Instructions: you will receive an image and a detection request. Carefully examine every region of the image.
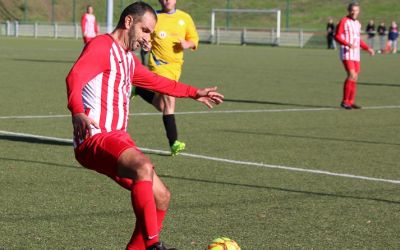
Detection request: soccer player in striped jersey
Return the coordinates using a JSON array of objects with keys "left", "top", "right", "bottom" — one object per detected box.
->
[
  {"left": 81, "top": 5, "right": 99, "bottom": 44},
  {"left": 335, "top": 2, "right": 374, "bottom": 110},
  {"left": 133, "top": 0, "right": 199, "bottom": 156},
  {"left": 66, "top": 2, "right": 223, "bottom": 250}
]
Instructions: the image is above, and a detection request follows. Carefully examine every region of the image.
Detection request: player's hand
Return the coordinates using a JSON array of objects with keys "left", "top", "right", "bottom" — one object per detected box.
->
[
  {"left": 348, "top": 43, "right": 354, "bottom": 48},
  {"left": 368, "top": 48, "right": 375, "bottom": 56},
  {"left": 179, "top": 38, "right": 196, "bottom": 50},
  {"left": 194, "top": 87, "right": 224, "bottom": 109},
  {"left": 141, "top": 38, "right": 152, "bottom": 52},
  {"left": 72, "top": 113, "right": 99, "bottom": 141}
]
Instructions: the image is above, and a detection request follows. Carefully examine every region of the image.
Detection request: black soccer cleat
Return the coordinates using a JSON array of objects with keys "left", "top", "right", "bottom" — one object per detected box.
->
[
  {"left": 340, "top": 102, "right": 352, "bottom": 110},
  {"left": 147, "top": 242, "right": 177, "bottom": 250},
  {"left": 351, "top": 104, "right": 362, "bottom": 109}
]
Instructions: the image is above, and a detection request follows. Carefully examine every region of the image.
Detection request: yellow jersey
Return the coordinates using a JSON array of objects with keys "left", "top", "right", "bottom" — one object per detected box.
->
[{"left": 149, "top": 9, "right": 199, "bottom": 69}]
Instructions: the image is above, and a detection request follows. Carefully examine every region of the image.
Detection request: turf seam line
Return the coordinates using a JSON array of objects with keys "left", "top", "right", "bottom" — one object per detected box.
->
[
  {"left": 0, "top": 105, "right": 400, "bottom": 119},
  {"left": 1, "top": 130, "right": 399, "bottom": 185}
]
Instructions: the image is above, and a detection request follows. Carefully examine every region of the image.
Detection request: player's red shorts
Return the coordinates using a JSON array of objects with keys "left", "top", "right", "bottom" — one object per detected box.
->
[
  {"left": 342, "top": 60, "right": 360, "bottom": 73},
  {"left": 74, "top": 130, "right": 140, "bottom": 179}
]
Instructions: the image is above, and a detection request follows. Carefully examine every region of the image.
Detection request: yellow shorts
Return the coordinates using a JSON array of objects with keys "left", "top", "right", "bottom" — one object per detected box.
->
[{"left": 149, "top": 63, "right": 182, "bottom": 81}]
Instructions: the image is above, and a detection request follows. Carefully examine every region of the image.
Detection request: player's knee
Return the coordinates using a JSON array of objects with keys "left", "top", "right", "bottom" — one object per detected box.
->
[
  {"left": 156, "top": 187, "right": 171, "bottom": 209},
  {"left": 162, "top": 103, "right": 175, "bottom": 115},
  {"left": 152, "top": 98, "right": 164, "bottom": 112},
  {"left": 162, "top": 187, "right": 171, "bottom": 204},
  {"left": 348, "top": 73, "right": 357, "bottom": 81},
  {"left": 154, "top": 103, "right": 163, "bottom": 112},
  {"left": 118, "top": 159, "right": 154, "bottom": 181},
  {"left": 135, "top": 161, "right": 154, "bottom": 180}
]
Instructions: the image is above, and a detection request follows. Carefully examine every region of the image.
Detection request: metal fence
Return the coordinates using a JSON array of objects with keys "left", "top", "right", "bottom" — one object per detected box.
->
[{"left": 0, "top": 21, "right": 374, "bottom": 49}]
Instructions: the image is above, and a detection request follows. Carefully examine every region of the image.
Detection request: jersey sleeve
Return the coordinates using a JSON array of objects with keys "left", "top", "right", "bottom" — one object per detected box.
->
[
  {"left": 131, "top": 55, "right": 198, "bottom": 98},
  {"left": 360, "top": 39, "right": 370, "bottom": 50},
  {"left": 185, "top": 14, "right": 199, "bottom": 50},
  {"left": 66, "top": 36, "right": 110, "bottom": 115},
  {"left": 335, "top": 18, "right": 349, "bottom": 46}
]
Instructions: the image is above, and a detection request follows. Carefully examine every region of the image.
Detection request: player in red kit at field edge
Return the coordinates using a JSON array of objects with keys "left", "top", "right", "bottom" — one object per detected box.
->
[
  {"left": 66, "top": 2, "right": 223, "bottom": 250},
  {"left": 335, "top": 2, "right": 374, "bottom": 110},
  {"left": 81, "top": 5, "right": 99, "bottom": 44}
]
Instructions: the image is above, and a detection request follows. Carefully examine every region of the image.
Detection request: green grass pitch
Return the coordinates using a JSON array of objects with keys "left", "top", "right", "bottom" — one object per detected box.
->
[{"left": 0, "top": 37, "right": 400, "bottom": 249}]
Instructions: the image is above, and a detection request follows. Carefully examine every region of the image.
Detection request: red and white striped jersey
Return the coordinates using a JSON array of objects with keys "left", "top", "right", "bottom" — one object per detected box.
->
[
  {"left": 81, "top": 13, "right": 99, "bottom": 38},
  {"left": 66, "top": 34, "right": 198, "bottom": 146},
  {"left": 335, "top": 16, "right": 369, "bottom": 61}
]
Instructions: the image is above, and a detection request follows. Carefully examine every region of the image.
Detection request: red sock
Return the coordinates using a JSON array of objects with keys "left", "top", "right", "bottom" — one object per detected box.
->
[
  {"left": 349, "top": 80, "right": 357, "bottom": 105},
  {"left": 131, "top": 181, "right": 159, "bottom": 247},
  {"left": 126, "top": 209, "right": 168, "bottom": 250},
  {"left": 157, "top": 209, "right": 167, "bottom": 232},
  {"left": 126, "top": 219, "right": 145, "bottom": 250},
  {"left": 343, "top": 79, "right": 354, "bottom": 105}
]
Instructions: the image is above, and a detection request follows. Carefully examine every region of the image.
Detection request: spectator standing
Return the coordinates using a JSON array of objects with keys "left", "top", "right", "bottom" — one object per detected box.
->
[
  {"left": 388, "top": 21, "right": 399, "bottom": 53},
  {"left": 377, "top": 22, "right": 387, "bottom": 53},
  {"left": 327, "top": 18, "right": 336, "bottom": 49},
  {"left": 365, "top": 20, "right": 376, "bottom": 49}
]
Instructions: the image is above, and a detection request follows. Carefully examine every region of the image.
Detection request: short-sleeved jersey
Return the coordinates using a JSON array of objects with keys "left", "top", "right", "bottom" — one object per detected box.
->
[
  {"left": 335, "top": 16, "right": 369, "bottom": 61},
  {"left": 81, "top": 13, "right": 99, "bottom": 38},
  {"left": 66, "top": 34, "right": 198, "bottom": 146},
  {"left": 149, "top": 9, "right": 199, "bottom": 68}
]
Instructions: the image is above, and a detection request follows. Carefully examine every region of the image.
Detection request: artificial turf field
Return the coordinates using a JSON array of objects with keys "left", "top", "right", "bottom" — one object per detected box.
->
[{"left": 0, "top": 37, "right": 399, "bottom": 249}]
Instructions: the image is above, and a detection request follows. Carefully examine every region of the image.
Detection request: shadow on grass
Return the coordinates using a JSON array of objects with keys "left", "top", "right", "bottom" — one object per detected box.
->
[
  {"left": 221, "top": 129, "right": 400, "bottom": 147},
  {"left": 0, "top": 134, "right": 169, "bottom": 157},
  {"left": 1, "top": 157, "right": 399, "bottom": 223},
  {"left": 223, "top": 98, "right": 334, "bottom": 108},
  {"left": 358, "top": 82, "right": 400, "bottom": 88},
  {"left": 160, "top": 175, "right": 400, "bottom": 205},
  {"left": 2, "top": 157, "right": 398, "bottom": 206},
  {"left": 0, "top": 134, "right": 71, "bottom": 146},
  {"left": 12, "top": 58, "right": 75, "bottom": 64},
  {"left": 1, "top": 157, "right": 80, "bottom": 169}
]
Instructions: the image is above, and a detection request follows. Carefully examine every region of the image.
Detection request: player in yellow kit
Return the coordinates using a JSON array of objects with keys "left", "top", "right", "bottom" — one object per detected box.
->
[{"left": 134, "top": 0, "right": 199, "bottom": 156}]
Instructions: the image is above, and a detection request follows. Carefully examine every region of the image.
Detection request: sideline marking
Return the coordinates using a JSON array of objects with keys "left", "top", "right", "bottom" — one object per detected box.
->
[
  {"left": 0, "top": 105, "right": 400, "bottom": 119},
  {"left": 1, "top": 130, "right": 399, "bottom": 185}
]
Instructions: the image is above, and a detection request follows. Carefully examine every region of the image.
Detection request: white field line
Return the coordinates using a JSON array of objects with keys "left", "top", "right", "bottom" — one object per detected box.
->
[
  {"left": 0, "top": 105, "right": 400, "bottom": 119},
  {"left": 1, "top": 130, "right": 400, "bottom": 185}
]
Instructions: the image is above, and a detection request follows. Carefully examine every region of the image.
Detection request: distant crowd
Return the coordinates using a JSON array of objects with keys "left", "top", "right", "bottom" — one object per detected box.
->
[{"left": 327, "top": 19, "right": 399, "bottom": 54}]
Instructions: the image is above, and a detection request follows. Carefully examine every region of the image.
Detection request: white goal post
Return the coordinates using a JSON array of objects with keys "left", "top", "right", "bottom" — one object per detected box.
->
[{"left": 210, "top": 8, "right": 281, "bottom": 45}]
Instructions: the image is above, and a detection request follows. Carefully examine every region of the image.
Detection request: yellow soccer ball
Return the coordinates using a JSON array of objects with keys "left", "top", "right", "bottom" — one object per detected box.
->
[{"left": 207, "top": 237, "right": 241, "bottom": 250}]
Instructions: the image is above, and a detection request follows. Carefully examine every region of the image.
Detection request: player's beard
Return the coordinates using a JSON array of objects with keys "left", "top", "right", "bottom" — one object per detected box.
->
[{"left": 127, "top": 26, "right": 139, "bottom": 51}]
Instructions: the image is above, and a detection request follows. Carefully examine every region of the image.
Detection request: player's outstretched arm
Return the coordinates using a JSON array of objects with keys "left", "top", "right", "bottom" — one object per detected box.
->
[
  {"left": 194, "top": 87, "right": 224, "bottom": 109},
  {"left": 360, "top": 39, "right": 375, "bottom": 56}
]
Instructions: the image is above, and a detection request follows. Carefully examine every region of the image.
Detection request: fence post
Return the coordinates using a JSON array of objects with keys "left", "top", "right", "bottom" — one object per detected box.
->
[
  {"left": 54, "top": 22, "right": 58, "bottom": 39},
  {"left": 75, "top": 23, "right": 79, "bottom": 39},
  {"left": 15, "top": 21, "right": 19, "bottom": 37},
  {"left": 216, "top": 27, "right": 220, "bottom": 45},
  {"left": 271, "top": 28, "right": 275, "bottom": 44},
  {"left": 241, "top": 27, "right": 246, "bottom": 45},
  {"left": 299, "top": 29, "right": 304, "bottom": 48},
  {"left": 34, "top": 22, "right": 38, "bottom": 38},
  {"left": 6, "top": 20, "right": 10, "bottom": 36}
]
